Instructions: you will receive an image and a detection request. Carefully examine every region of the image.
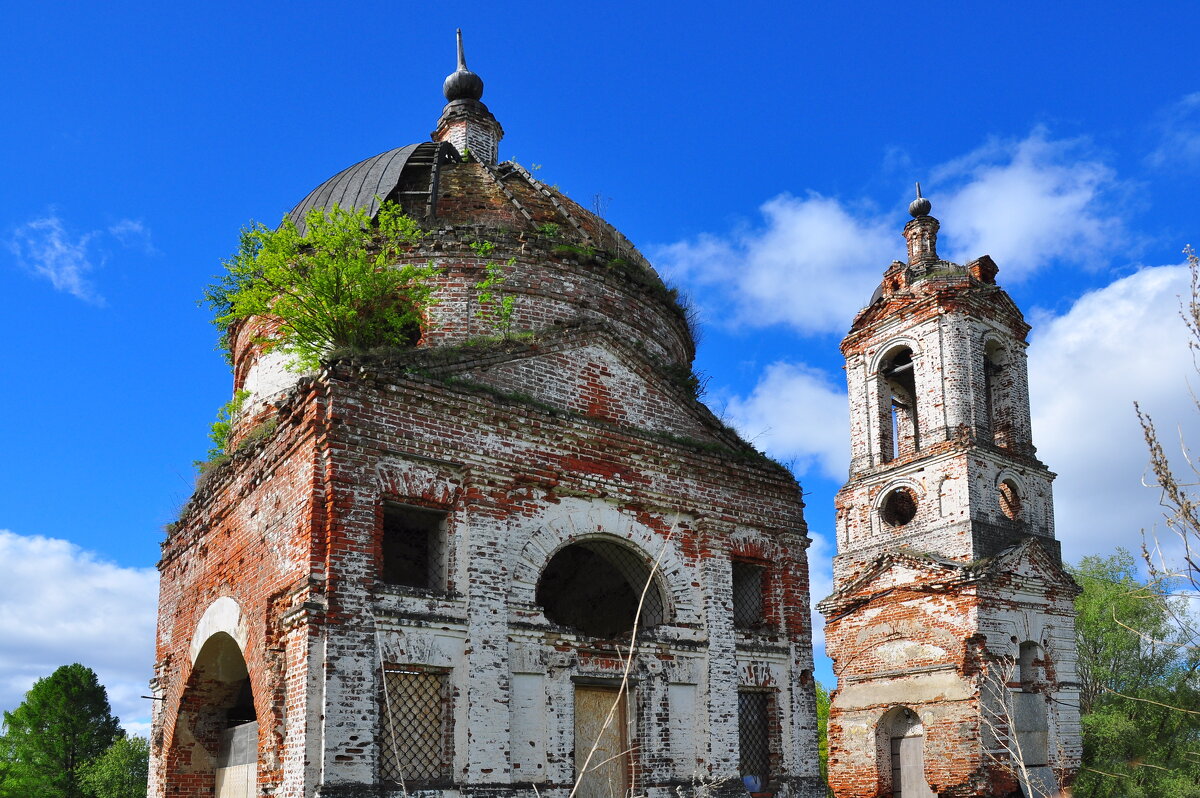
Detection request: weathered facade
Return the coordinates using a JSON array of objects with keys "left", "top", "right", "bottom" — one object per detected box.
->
[
  {"left": 150, "top": 35, "right": 822, "bottom": 798},
  {"left": 818, "top": 191, "right": 1081, "bottom": 797}
]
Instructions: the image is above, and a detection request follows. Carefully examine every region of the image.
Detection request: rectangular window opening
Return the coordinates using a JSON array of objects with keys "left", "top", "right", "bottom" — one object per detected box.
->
[
  {"left": 380, "top": 666, "right": 452, "bottom": 786},
  {"left": 381, "top": 504, "right": 447, "bottom": 590},
  {"left": 732, "top": 561, "right": 766, "bottom": 630},
  {"left": 738, "top": 689, "right": 774, "bottom": 792}
]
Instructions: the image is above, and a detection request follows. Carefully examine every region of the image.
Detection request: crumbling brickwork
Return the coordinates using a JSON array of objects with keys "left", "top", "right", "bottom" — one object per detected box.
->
[
  {"left": 819, "top": 203, "right": 1081, "bottom": 797},
  {"left": 150, "top": 59, "right": 822, "bottom": 798}
]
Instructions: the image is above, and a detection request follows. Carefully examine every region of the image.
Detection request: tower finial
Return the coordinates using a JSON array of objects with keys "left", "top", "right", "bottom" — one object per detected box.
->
[
  {"left": 443, "top": 29, "right": 484, "bottom": 102},
  {"left": 909, "top": 181, "right": 932, "bottom": 218}
]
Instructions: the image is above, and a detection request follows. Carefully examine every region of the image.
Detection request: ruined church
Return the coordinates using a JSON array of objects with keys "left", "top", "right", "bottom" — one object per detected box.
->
[{"left": 150, "top": 33, "right": 1078, "bottom": 798}]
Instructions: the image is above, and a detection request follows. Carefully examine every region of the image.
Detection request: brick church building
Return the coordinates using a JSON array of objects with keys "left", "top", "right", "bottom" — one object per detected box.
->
[
  {"left": 150, "top": 33, "right": 823, "bottom": 798},
  {"left": 150, "top": 33, "right": 1078, "bottom": 798}
]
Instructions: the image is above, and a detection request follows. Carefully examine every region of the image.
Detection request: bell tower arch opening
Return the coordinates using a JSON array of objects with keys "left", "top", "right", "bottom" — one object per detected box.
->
[
  {"left": 879, "top": 346, "right": 919, "bottom": 462},
  {"left": 167, "top": 632, "right": 258, "bottom": 798}
]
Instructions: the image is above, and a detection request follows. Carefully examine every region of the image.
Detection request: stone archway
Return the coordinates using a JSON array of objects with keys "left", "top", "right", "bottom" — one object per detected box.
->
[
  {"left": 877, "top": 706, "right": 933, "bottom": 798},
  {"left": 167, "top": 631, "right": 258, "bottom": 797}
]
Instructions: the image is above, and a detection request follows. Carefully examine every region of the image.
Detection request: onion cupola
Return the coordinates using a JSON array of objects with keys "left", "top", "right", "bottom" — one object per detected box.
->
[{"left": 231, "top": 31, "right": 693, "bottom": 413}]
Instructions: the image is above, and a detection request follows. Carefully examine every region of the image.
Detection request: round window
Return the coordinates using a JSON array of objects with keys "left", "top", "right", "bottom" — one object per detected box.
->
[
  {"left": 880, "top": 487, "right": 918, "bottom": 527},
  {"left": 999, "top": 480, "right": 1021, "bottom": 520}
]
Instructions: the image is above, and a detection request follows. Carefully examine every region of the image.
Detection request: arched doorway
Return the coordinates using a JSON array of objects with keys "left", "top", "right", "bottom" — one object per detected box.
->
[
  {"left": 167, "top": 632, "right": 258, "bottom": 798},
  {"left": 878, "top": 706, "right": 933, "bottom": 798}
]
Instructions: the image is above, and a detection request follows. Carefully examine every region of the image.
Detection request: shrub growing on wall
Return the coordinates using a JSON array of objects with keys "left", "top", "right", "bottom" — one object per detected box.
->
[{"left": 205, "top": 201, "right": 437, "bottom": 370}]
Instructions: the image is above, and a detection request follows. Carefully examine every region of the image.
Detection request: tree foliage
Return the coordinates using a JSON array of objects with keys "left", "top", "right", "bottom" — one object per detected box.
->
[
  {"left": 1071, "top": 551, "right": 1200, "bottom": 797},
  {"left": 0, "top": 663, "right": 123, "bottom": 798},
  {"left": 815, "top": 680, "right": 832, "bottom": 796},
  {"left": 205, "top": 202, "right": 437, "bottom": 370},
  {"left": 78, "top": 737, "right": 148, "bottom": 798}
]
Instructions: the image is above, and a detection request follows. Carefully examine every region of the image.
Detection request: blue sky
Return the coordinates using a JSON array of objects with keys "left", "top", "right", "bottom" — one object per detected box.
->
[{"left": 2, "top": 1, "right": 1199, "bottom": 734}]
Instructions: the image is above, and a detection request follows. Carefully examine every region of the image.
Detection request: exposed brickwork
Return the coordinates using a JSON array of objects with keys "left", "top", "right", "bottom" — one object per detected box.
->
[
  {"left": 820, "top": 210, "right": 1081, "bottom": 797},
  {"left": 151, "top": 117, "right": 822, "bottom": 796}
]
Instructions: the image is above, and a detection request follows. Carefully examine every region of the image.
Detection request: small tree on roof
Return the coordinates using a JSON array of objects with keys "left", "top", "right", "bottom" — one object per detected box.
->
[{"left": 205, "top": 201, "right": 437, "bottom": 371}]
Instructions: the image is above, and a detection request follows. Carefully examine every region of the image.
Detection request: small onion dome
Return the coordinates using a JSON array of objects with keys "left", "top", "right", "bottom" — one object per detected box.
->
[
  {"left": 909, "top": 181, "right": 932, "bottom": 217},
  {"left": 444, "top": 28, "right": 484, "bottom": 102}
]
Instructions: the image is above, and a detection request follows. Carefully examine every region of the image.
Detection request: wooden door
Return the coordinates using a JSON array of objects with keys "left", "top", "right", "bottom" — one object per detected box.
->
[
  {"left": 890, "top": 734, "right": 934, "bottom": 797},
  {"left": 574, "top": 685, "right": 629, "bottom": 798}
]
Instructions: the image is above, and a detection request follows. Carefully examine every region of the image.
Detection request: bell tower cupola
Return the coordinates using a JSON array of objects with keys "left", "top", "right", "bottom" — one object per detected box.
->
[{"left": 432, "top": 29, "right": 504, "bottom": 164}]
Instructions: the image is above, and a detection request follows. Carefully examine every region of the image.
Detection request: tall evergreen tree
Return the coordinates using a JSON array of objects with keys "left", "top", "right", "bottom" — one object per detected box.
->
[{"left": 0, "top": 663, "right": 123, "bottom": 798}]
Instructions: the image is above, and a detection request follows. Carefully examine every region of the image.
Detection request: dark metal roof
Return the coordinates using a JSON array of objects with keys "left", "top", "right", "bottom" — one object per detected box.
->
[{"left": 287, "top": 144, "right": 424, "bottom": 234}]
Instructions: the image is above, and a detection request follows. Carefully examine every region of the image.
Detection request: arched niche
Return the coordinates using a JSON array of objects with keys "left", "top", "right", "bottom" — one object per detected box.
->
[
  {"left": 877, "top": 706, "right": 934, "bottom": 798},
  {"left": 168, "top": 631, "right": 259, "bottom": 798}
]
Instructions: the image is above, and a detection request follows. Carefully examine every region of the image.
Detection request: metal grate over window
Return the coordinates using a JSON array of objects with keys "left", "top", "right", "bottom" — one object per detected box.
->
[
  {"left": 732, "top": 561, "right": 765, "bottom": 629},
  {"left": 738, "top": 690, "right": 771, "bottom": 783},
  {"left": 380, "top": 666, "right": 452, "bottom": 785},
  {"left": 536, "top": 539, "right": 665, "bottom": 638}
]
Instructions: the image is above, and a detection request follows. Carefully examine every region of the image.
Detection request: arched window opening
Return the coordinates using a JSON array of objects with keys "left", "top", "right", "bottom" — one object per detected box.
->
[
  {"left": 536, "top": 539, "right": 665, "bottom": 638},
  {"left": 998, "top": 480, "right": 1022, "bottom": 521},
  {"left": 880, "top": 348, "right": 920, "bottom": 462},
  {"left": 168, "top": 632, "right": 258, "bottom": 798},
  {"left": 984, "top": 342, "right": 1012, "bottom": 448},
  {"left": 877, "top": 706, "right": 934, "bottom": 798}
]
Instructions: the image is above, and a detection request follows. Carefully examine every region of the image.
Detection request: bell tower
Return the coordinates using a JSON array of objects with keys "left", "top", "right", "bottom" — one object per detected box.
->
[{"left": 819, "top": 188, "right": 1081, "bottom": 797}]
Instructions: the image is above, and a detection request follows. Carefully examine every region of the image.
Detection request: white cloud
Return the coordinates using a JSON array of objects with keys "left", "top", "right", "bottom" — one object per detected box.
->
[
  {"left": 806, "top": 531, "right": 835, "bottom": 656},
  {"left": 107, "top": 218, "right": 158, "bottom": 255},
  {"left": 6, "top": 216, "right": 103, "bottom": 303},
  {"left": 934, "top": 129, "right": 1121, "bottom": 278},
  {"left": 722, "top": 361, "right": 850, "bottom": 481},
  {"left": 6, "top": 214, "right": 155, "bottom": 303},
  {"left": 1029, "top": 264, "right": 1199, "bottom": 564},
  {"left": 654, "top": 129, "right": 1122, "bottom": 335},
  {"left": 1147, "top": 92, "right": 1200, "bottom": 170},
  {"left": 0, "top": 530, "right": 158, "bottom": 734},
  {"left": 654, "top": 195, "right": 895, "bottom": 335}
]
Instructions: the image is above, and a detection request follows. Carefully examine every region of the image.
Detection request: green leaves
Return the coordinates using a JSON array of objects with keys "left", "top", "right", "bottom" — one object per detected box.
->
[
  {"left": 472, "top": 239, "right": 517, "bottom": 336},
  {"left": 205, "top": 201, "right": 437, "bottom": 371},
  {"left": 0, "top": 664, "right": 123, "bottom": 798},
  {"left": 78, "top": 737, "right": 148, "bottom": 798},
  {"left": 1072, "top": 552, "right": 1200, "bottom": 796}
]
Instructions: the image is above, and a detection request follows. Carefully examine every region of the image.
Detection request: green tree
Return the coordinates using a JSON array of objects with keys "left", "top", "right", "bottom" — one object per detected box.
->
[
  {"left": 815, "top": 680, "right": 833, "bottom": 796},
  {"left": 78, "top": 737, "right": 148, "bottom": 798},
  {"left": 205, "top": 201, "right": 437, "bottom": 370},
  {"left": 0, "top": 663, "right": 123, "bottom": 798},
  {"left": 1071, "top": 551, "right": 1200, "bottom": 797}
]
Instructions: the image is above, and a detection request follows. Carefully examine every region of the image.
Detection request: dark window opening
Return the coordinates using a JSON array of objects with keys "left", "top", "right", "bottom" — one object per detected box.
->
[
  {"left": 380, "top": 666, "right": 452, "bottom": 786},
  {"left": 738, "top": 690, "right": 773, "bottom": 792},
  {"left": 732, "top": 561, "right": 766, "bottom": 630},
  {"left": 880, "top": 348, "right": 920, "bottom": 462},
  {"left": 226, "top": 678, "right": 256, "bottom": 728},
  {"left": 881, "top": 487, "right": 918, "bottom": 527},
  {"left": 536, "top": 540, "right": 664, "bottom": 638},
  {"left": 381, "top": 504, "right": 446, "bottom": 590}
]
